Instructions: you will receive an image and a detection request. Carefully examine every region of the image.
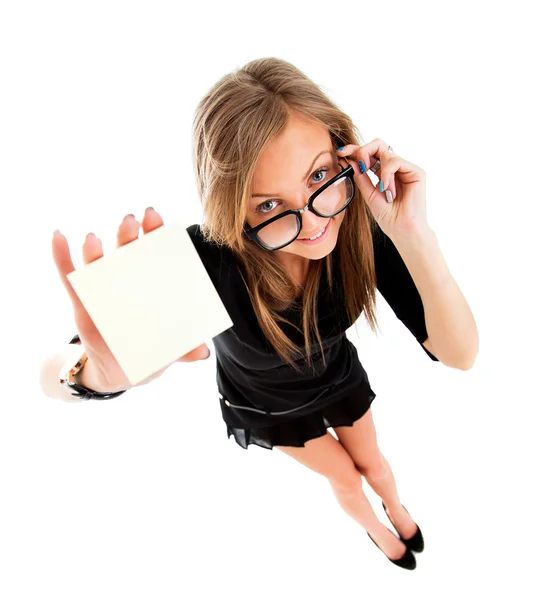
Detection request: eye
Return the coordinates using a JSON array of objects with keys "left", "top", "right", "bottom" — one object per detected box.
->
[
  {"left": 310, "top": 167, "right": 329, "bottom": 185},
  {"left": 255, "top": 199, "right": 280, "bottom": 215},
  {"left": 253, "top": 166, "right": 330, "bottom": 216}
]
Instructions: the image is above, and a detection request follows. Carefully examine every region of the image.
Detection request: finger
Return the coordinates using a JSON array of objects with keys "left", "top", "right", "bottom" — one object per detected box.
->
[
  {"left": 116, "top": 213, "right": 141, "bottom": 248},
  {"left": 337, "top": 141, "right": 396, "bottom": 202},
  {"left": 377, "top": 155, "right": 398, "bottom": 203},
  {"left": 178, "top": 343, "right": 210, "bottom": 362},
  {"left": 378, "top": 156, "right": 421, "bottom": 202},
  {"left": 336, "top": 139, "right": 392, "bottom": 173},
  {"left": 140, "top": 206, "right": 165, "bottom": 234},
  {"left": 82, "top": 231, "right": 105, "bottom": 264},
  {"left": 335, "top": 150, "right": 393, "bottom": 211},
  {"left": 51, "top": 230, "right": 89, "bottom": 312}
]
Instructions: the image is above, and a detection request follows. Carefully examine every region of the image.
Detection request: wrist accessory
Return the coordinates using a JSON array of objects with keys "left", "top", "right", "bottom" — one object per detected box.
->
[{"left": 58, "top": 334, "right": 127, "bottom": 400}]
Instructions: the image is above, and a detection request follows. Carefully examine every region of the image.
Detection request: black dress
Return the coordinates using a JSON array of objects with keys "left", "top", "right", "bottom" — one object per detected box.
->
[{"left": 185, "top": 222, "right": 439, "bottom": 451}]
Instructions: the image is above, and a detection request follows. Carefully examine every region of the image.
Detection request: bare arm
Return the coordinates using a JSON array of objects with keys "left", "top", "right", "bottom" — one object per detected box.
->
[{"left": 38, "top": 342, "right": 170, "bottom": 401}]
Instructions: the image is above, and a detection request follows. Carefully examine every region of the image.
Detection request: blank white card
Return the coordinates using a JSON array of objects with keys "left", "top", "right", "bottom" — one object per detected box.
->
[{"left": 67, "top": 221, "right": 233, "bottom": 386}]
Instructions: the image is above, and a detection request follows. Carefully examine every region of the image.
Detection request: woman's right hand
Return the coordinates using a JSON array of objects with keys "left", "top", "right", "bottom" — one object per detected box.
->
[{"left": 52, "top": 208, "right": 211, "bottom": 392}]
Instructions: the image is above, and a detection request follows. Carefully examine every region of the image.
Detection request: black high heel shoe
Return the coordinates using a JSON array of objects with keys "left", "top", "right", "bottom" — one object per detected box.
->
[
  {"left": 367, "top": 525, "right": 417, "bottom": 570},
  {"left": 382, "top": 501, "right": 425, "bottom": 553}
]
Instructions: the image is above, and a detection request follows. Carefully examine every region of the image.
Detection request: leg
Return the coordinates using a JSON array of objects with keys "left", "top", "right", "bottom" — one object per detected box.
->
[
  {"left": 333, "top": 406, "right": 418, "bottom": 540},
  {"left": 275, "top": 431, "right": 408, "bottom": 560}
]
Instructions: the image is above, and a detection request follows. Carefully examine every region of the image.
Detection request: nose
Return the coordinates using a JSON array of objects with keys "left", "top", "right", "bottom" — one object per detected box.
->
[{"left": 299, "top": 207, "right": 327, "bottom": 238}]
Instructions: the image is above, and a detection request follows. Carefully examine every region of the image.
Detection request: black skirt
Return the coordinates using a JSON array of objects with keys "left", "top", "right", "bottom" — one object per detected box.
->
[{"left": 226, "top": 383, "right": 376, "bottom": 450}]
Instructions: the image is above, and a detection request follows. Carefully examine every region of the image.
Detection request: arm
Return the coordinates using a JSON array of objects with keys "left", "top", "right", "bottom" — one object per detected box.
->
[
  {"left": 39, "top": 341, "right": 169, "bottom": 402},
  {"left": 422, "top": 336, "right": 437, "bottom": 358},
  {"left": 372, "top": 221, "right": 440, "bottom": 362},
  {"left": 388, "top": 226, "right": 479, "bottom": 370},
  {"left": 38, "top": 343, "right": 118, "bottom": 402}
]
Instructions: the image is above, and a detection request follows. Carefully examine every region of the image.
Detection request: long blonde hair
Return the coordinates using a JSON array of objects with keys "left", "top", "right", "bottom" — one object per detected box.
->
[{"left": 191, "top": 57, "right": 381, "bottom": 372}]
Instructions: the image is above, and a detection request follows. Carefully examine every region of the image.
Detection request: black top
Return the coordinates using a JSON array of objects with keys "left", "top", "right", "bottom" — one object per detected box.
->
[{"left": 185, "top": 222, "right": 438, "bottom": 430}]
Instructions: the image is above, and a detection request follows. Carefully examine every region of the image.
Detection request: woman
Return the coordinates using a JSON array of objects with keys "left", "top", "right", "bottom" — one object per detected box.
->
[{"left": 50, "top": 57, "right": 477, "bottom": 570}]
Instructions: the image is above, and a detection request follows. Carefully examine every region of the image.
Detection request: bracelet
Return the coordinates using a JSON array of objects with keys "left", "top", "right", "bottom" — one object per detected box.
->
[{"left": 63, "top": 334, "right": 128, "bottom": 400}]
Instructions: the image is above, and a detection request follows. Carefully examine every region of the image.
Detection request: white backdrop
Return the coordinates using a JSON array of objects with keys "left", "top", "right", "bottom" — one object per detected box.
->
[{"left": 1, "top": 0, "right": 549, "bottom": 598}]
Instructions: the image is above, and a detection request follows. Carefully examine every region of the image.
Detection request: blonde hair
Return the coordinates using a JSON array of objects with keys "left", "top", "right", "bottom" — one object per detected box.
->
[{"left": 191, "top": 57, "right": 381, "bottom": 372}]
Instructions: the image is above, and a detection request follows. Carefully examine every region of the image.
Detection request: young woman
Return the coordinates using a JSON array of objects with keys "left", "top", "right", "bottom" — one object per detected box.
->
[{"left": 49, "top": 57, "right": 477, "bottom": 571}]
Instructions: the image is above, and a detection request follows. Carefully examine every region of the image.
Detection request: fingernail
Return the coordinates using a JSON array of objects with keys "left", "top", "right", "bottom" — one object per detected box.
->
[
  {"left": 53, "top": 229, "right": 60, "bottom": 237},
  {"left": 146, "top": 206, "right": 155, "bottom": 214},
  {"left": 385, "top": 189, "right": 393, "bottom": 203},
  {"left": 359, "top": 160, "right": 366, "bottom": 174},
  {"left": 124, "top": 213, "right": 135, "bottom": 222},
  {"left": 336, "top": 146, "right": 344, "bottom": 151},
  {"left": 379, "top": 180, "right": 384, "bottom": 192}
]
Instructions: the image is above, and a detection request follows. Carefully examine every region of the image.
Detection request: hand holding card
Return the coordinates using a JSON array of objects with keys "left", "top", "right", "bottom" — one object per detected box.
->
[{"left": 52, "top": 209, "right": 233, "bottom": 390}]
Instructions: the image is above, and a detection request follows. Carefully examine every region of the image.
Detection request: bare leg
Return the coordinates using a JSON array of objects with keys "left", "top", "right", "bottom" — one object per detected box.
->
[
  {"left": 275, "top": 433, "right": 408, "bottom": 560},
  {"left": 361, "top": 453, "right": 418, "bottom": 539},
  {"left": 334, "top": 409, "right": 418, "bottom": 540},
  {"left": 328, "top": 478, "right": 383, "bottom": 532}
]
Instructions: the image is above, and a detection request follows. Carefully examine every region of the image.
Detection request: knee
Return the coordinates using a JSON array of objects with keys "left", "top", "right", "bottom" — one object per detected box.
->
[
  {"left": 328, "top": 468, "right": 364, "bottom": 494},
  {"left": 360, "top": 454, "right": 388, "bottom": 480}
]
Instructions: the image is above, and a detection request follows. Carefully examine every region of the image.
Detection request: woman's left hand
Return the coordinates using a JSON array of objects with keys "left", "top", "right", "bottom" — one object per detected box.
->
[{"left": 336, "top": 139, "right": 429, "bottom": 239}]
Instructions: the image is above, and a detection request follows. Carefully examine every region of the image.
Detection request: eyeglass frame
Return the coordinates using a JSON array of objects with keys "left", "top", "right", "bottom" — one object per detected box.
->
[{"left": 244, "top": 157, "right": 356, "bottom": 251}]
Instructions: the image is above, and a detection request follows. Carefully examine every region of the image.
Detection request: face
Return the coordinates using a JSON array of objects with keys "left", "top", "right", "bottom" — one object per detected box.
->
[{"left": 247, "top": 113, "right": 348, "bottom": 270}]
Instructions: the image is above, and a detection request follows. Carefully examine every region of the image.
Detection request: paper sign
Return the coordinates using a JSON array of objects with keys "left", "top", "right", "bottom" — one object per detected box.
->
[{"left": 66, "top": 221, "right": 233, "bottom": 386}]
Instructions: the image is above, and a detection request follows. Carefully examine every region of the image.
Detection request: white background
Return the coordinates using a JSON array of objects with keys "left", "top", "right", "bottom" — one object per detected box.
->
[{"left": 1, "top": 0, "right": 549, "bottom": 598}]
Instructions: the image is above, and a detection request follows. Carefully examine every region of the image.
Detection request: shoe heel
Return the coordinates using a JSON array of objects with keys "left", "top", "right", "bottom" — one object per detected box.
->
[
  {"left": 382, "top": 501, "right": 425, "bottom": 553},
  {"left": 367, "top": 527, "right": 417, "bottom": 570}
]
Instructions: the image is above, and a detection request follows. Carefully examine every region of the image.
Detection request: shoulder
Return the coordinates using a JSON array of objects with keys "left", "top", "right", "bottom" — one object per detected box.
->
[
  {"left": 186, "top": 223, "right": 216, "bottom": 251},
  {"left": 370, "top": 220, "right": 402, "bottom": 272},
  {"left": 186, "top": 223, "right": 239, "bottom": 288},
  {"left": 186, "top": 223, "right": 231, "bottom": 261}
]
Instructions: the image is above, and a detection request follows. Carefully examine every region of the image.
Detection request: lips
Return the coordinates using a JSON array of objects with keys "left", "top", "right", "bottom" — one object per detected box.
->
[{"left": 299, "top": 224, "right": 327, "bottom": 240}]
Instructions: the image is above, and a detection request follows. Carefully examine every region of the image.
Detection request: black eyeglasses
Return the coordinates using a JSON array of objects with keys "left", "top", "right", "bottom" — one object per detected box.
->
[{"left": 244, "top": 158, "right": 356, "bottom": 251}]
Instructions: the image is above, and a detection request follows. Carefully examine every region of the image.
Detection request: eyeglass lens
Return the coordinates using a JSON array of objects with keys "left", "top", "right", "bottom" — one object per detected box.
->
[{"left": 256, "top": 176, "right": 353, "bottom": 249}]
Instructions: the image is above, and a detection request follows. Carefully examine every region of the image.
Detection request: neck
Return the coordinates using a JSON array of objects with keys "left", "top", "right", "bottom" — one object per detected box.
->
[{"left": 277, "top": 254, "right": 311, "bottom": 288}]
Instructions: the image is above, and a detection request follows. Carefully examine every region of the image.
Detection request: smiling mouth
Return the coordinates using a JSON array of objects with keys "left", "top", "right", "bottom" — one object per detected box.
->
[{"left": 299, "top": 223, "right": 328, "bottom": 240}]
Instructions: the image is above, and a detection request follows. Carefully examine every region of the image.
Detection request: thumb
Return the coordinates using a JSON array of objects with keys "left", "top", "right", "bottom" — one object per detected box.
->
[
  {"left": 51, "top": 230, "right": 85, "bottom": 313},
  {"left": 196, "top": 344, "right": 211, "bottom": 360},
  {"left": 178, "top": 343, "right": 211, "bottom": 362}
]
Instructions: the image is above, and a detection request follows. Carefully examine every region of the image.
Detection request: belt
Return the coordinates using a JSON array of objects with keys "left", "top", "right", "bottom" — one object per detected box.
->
[{"left": 221, "top": 352, "right": 354, "bottom": 417}]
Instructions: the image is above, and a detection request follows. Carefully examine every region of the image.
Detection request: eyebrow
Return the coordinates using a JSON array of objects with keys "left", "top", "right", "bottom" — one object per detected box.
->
[{"left": 251, "top": 149, "right": 333, "bottom": 198}]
